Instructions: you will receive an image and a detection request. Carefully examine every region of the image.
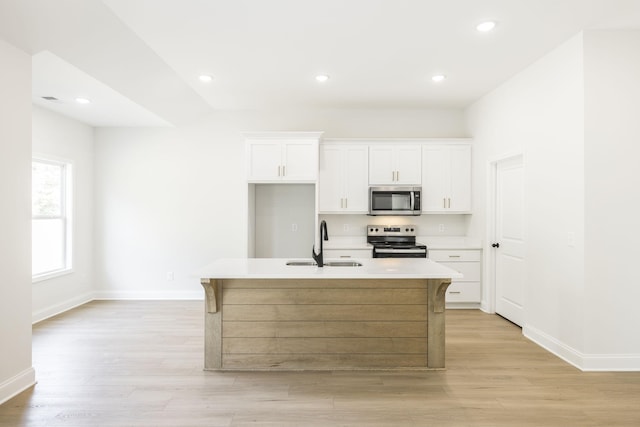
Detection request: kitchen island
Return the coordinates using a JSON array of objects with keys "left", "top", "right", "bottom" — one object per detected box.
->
[{"left": 198, "top": 258, "right": 463, "bottom": 370}]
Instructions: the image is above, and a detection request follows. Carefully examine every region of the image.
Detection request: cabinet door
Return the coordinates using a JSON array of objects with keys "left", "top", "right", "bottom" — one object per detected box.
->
[
  {"left": 282, "top": 142, "right": 317, "bottom": 181},
  {"left": 429, "top": 249, "right": 481, "bottom": 262},
  {"left": 369, "top": 145, "right": 421, "bottom": 185},
  {"left": 449, "top": 145, "right": 471, "bottom": 212},
  {"left": 395, "top": 145, "right": 422, "bottom": 184},
  {"left": 318, "top": 145, "right": 344, "bottom": 212},
  {"left": 445, "top": 282, "right": 481, "bottom": 303},
  {"left": 421, "top": 146, "right": 448, "bottom": 211},
  {"left": 430, "top": 249, "right": 482, "bottom": 305},
  {"left": 343, "top": 145, "right": 369, "bottom": 212},
  {"left": 437, "top": 262, "right": 480, "bottom": 282},
  {"left": 368, "top": 146, "right": 396, "bottom": 185},
  {"left": 247, "top": 142, "right": 282, "bottom": 181}
]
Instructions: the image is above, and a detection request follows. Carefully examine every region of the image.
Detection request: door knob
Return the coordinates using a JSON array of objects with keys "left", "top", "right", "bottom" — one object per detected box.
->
[{"left": 491, "top": 243, "right": 500, "bottom": 248}]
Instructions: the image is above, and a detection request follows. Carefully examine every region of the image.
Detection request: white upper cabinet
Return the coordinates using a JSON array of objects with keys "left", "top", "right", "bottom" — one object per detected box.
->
[
  {"left": 422, "top": 143, "right": 471, "bottom": 213},
  {"left": 281, "top": 141, "right": 317, "bottom": 181},
  {"left": 247, "top": 142, "right": 282, "bottom": 181},
  {"left": 369, "top": 145, "right": 421, "bottom": 185},
  {"left": 245, "top": 132, "right": 322, "bottom": 182},
  {"left": 319, "top": 143, "right": 368, "bottom": 213}
]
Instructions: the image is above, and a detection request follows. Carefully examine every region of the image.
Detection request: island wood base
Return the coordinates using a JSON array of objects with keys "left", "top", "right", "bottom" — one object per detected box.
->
[{"left": 200, "top": 278, "right": 451, "bottom": 370}]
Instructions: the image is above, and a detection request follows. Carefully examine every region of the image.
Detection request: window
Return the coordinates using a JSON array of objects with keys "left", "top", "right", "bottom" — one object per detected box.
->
[{"left": 32, "top": 158, "right": 73, "bottom": 280}]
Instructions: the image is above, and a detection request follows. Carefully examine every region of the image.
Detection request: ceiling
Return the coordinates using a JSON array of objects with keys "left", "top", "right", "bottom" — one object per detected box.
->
[{"left": 1, "top": 0, "right": 640, "bottom": 127}]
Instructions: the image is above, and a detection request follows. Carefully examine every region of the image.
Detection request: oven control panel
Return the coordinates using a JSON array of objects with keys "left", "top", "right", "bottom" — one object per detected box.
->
[{"left": 367, "top": 225, "right": 417, "bottom": 237}]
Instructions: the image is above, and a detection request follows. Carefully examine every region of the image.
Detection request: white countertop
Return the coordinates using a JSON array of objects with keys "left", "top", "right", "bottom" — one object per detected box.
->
[
  {"left": 198, "top": 258, "right": 463, "bottom": 280},
  {"left": 420, "top": 236, "right": 483, "bottom": 250}
]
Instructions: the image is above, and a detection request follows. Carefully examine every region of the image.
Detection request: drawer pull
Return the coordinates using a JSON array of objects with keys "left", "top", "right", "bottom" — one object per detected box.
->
[
  {"left": 448, "top": 291, "right": 461, "bottom": 294},
  {"left": 339, "top": 255, "right": 351, "bottom": 258},
  {"left": 448, "top": 255, "right": 461, "bottom": 258}
]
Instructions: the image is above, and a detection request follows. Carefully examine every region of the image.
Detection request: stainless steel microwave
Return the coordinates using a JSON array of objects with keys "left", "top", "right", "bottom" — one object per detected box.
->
[{"left": 368, "top": 186, "right": 422, "bottom": 216}]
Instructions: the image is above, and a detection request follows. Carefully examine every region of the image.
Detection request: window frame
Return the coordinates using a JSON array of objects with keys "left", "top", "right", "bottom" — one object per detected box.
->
[{"left": 32, "top": 155, "right": 74, "bottom": 282}]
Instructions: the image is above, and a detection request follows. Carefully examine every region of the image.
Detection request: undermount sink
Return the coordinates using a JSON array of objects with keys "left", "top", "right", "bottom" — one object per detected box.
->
[
  {"left": 285, "top": 260, "right": 317, "bottom": 266},
  {"left": 285, "top": 260, "right": 362, "bottom": 267},
  {"left": 323, "top": 261, "right": 362, "bottom": 267}
]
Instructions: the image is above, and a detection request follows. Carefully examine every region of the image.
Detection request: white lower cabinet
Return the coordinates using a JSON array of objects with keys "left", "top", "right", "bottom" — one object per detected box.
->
[
  {"left": 429, "top": 249, "right": 481, "bottom": 308},
  {"left": 323, "top": 249, "right": 372, "bottom": 259}
]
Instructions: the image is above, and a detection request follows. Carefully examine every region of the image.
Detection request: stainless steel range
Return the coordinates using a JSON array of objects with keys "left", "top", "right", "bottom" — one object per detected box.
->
[{"left": 367, "top": 225, "right": 428, "bottom": 258}]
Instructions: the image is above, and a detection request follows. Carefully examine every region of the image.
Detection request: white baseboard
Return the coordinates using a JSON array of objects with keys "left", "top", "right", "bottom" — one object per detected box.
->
[
  {"left": 93, "top": 290, "right": 203, "bottom": 300},
  {"left": 524, "top": 324, "right": 640, "bottom": 371},
  {"left": 580, "top": 354, "right": 640, "bottom": 371},
  {"left": 0, "top": 368, "right": 36, "bottom": 405},
  {"left": 32, "top": 292, "right": 95, "bottom": 324},
  {"left": 32, "top": 290, "right": 202, "bottom": 324},
  {"left": 479, "top": 300, "right": 493, "bottom": 314},
  {"left": 523, "top": 324, "right": 584, "bottom": 369}
]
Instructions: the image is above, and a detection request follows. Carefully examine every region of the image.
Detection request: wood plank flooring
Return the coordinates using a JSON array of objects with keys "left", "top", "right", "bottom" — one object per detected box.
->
[{"left": 1, "top": 300, "right": 639, "bottom": 426}]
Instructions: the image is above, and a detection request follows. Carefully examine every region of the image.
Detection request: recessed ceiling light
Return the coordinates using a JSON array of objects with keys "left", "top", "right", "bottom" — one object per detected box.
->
[
  {"left": 476, "top": 21, "right": 497, "bottom": 32},
  {"left": 315, "top": 75, "right": 330, "bottom": 82},
  {"left": 75, "top": 97, "right": 91, "bottom": 104},
  {"left": 199, "top": 74, "right": 213, "bottom": 83},
  {"left": 431, "top": 74, "right": 446, "bottom": 83}
]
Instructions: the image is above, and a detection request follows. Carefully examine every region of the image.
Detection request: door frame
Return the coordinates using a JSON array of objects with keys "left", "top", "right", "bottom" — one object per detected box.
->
[{"left": 485, "top": 152, "right": 524, "bottom": 315}]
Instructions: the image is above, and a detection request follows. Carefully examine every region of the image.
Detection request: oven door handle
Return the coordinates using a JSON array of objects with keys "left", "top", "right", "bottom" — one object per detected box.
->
[{"left": 374, "top": 248, "right": 426, "bottom": 254}]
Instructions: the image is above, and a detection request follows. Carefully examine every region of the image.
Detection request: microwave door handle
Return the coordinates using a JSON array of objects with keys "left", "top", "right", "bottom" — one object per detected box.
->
[{"left": 410, "top": 191, "right": 415, "bottom": 211}]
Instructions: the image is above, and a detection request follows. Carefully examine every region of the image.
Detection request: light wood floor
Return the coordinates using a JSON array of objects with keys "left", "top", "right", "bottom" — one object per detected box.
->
[{"left": 1, "top": 301, "right": 639, "bottom": 426}]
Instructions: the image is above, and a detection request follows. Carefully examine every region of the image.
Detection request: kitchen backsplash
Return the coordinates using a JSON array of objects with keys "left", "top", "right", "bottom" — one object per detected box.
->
[{"left": 318, "top": 214, "right": 469, "bottom": 237}]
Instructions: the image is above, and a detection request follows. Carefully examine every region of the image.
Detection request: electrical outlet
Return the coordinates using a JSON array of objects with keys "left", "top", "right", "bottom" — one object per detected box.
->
[
  {"left": 292, "top": 223, "right": 298, "bottom": 232},
  {"left": 438, "top": 224, "right": 445, "bottom": 233},
  {"left": 343, "top": 224, "right": 349, "bottom": 232},
  {"left": 166, "top": 272, "right": 174, "bottom": 281}
]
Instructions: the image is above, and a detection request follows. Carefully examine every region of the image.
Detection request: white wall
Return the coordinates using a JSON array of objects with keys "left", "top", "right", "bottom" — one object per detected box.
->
[
  {"left": 93, "top": 115, "right": 249, "bottom": 298},
  {"left": 0, "top": 39, "right": 35, "bottom": 404},
  {"left": 31, "top": 106, "right": 94, "bottom": 323},
  {"left": 583, "top": 31, "right": 640, "bottom": 363},
  {"left": 467, "top": 31, "right": 640, "bottom": 370},
  {"left": 93, "top": 108, "right": 466, "bottom": 298},
  {"left": 466, "top": 34, "right": 586, "bottom": 357}
]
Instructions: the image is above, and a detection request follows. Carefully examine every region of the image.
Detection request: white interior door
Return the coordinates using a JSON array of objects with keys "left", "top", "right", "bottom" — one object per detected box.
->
[{"left": 494, "top": 156, "right": 525, "bottom": 326}]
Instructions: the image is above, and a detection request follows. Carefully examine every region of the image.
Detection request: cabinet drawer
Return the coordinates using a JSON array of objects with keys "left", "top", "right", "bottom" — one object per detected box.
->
[
  {"left": 445, "top": 282, "right": 481, "bottom": 303},
  {"left": 324, "top": 249, "right": 372, "bottom": 259},
  {"left": 429, "top": 249, "right": 481, "bottom": 262},
  {"left": 437, "top": 262, "right": 480, "bottom": 282}
]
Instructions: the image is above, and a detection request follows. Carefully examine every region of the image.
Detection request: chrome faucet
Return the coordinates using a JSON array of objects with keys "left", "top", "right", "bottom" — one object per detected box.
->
[{"left": 312, "top": 220, "right": 329, "bottom": 267}]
